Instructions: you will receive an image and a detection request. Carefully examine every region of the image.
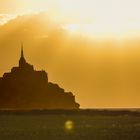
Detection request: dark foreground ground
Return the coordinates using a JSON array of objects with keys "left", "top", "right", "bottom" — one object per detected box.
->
[{"left": 0, "top": 109, "right": 140, "bottom": 140}]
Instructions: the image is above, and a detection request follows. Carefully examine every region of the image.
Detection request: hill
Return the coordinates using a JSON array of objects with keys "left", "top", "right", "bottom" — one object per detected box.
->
[{"left": 0, "top": 45, "right": 80, "bottom": 109}]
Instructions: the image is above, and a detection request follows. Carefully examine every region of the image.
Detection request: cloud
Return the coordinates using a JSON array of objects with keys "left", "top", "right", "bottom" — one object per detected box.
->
[{"left": 0, "top": 14, "right": 16, "bottom": 25}]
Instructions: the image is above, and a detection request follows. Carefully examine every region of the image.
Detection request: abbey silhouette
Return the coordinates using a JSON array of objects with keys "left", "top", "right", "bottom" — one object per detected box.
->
[{"left": 0, "top": 45, "right": 80, "bottom": 109}]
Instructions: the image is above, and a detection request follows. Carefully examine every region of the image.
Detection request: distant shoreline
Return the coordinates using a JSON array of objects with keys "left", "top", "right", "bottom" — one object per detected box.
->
[{"left": 0, "top": 109, "right": 140, "bottom": 116}]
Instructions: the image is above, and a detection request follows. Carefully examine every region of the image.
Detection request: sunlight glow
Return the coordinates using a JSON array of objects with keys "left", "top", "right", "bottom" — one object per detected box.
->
[
  {"left": 1, "top": 0, "right": 140, "bottom": 38},
  {"left": 54, "top": 0, "right": 140, "bottom": 38}
]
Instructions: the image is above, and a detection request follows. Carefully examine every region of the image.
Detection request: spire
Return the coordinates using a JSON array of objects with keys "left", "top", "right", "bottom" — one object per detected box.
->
[
  {"left": 19, "top": 43, "right": 26, "bottom": 67},
  {"left": 21, "top": 43, "right": 24, "bottom": 58},
  {"left": 18, "top": 43, "right": 34, "bottom": 70}
]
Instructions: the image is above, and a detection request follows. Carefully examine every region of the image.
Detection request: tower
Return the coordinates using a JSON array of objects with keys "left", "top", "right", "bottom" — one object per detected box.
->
[{"left": 19, "top": 43, "right": 26, "bottom": 68}]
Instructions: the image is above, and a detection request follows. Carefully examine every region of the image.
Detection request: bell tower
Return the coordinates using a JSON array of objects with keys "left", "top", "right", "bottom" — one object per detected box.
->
[{"left": 19, "top": 43, "right": 26, "bottom": 68}]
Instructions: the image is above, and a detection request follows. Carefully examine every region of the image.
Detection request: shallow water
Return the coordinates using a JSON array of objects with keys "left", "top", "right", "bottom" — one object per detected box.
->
[{"left": 0, "top": 111, "right": 140, "bottom": 140}]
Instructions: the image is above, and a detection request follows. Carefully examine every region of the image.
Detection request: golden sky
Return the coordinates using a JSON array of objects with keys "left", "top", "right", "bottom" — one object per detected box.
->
[
  {"left": 1, "top": 0, "right": 140, "bottom": 38},
  {"left": 0, "top": 0, "right": 140, "bottom": 108}
]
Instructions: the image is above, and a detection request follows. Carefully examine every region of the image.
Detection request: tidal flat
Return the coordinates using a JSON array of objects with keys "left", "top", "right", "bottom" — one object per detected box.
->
[{"left": 0, "top": 109, "right": 140, "bottom": 140}]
